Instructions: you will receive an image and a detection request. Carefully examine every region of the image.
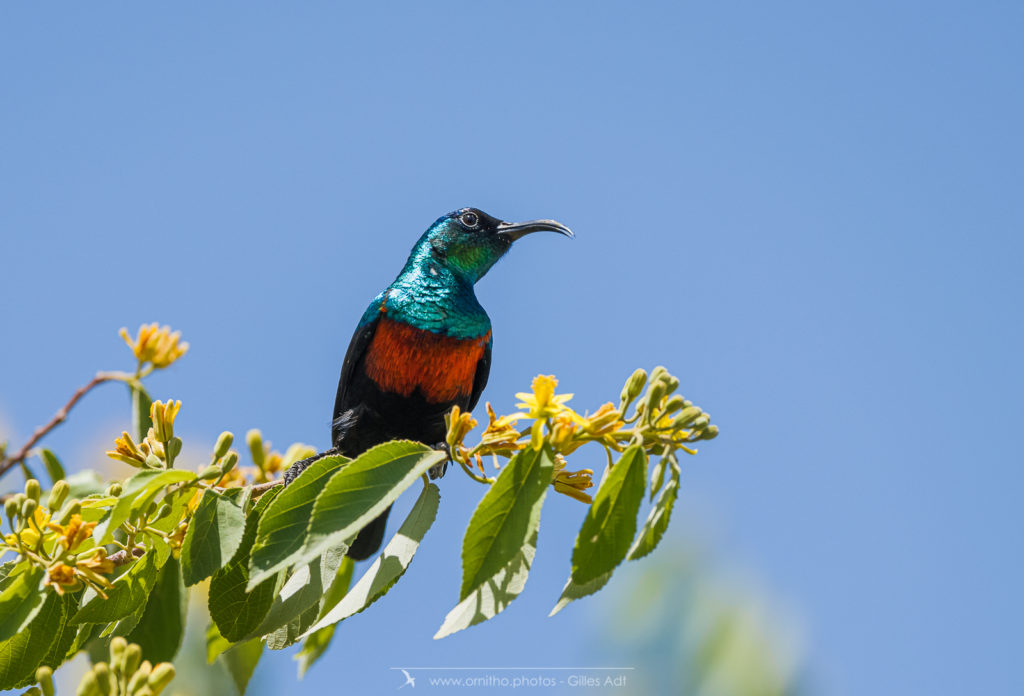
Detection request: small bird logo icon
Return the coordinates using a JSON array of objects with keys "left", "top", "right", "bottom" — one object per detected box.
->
[{"left": 398, "top": 669, "right": 416, "bottom": 689}]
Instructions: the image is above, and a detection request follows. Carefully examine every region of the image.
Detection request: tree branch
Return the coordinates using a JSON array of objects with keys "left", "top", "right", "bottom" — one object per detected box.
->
[{"left": 0, "top": 372, "right": 121, "bottom": 479}]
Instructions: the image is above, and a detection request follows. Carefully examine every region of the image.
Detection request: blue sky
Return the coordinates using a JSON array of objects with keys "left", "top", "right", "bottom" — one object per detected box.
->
[{"left": 1, "top": 2, "right": 1021, "bottom": 694}]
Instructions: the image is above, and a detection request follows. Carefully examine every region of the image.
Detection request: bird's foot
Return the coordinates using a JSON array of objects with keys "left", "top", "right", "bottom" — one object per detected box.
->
[
  {"left": 429, "top": 442, "right": 450, "bottom": 480},
  {"left": 283, "top": 448, "right": 339, "bottom": 486}
]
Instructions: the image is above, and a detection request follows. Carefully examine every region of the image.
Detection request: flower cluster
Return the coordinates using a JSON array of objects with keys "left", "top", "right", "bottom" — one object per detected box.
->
[
  {"left": 1, "top": 478, "right": 115, "bottom": 597},
  {"left": 119, "top": 323, "right": 189, "bottom": 375},
  {"left": 36, "top": 637, "right": 177, "bottom": 696},
  {"left": 445, "top": 369, "right": 717, "bottom": 504}
]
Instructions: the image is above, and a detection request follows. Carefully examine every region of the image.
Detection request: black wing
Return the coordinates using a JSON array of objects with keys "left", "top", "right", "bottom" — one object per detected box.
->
[
  {"left": 467, "top": 339, "right": 492, "bottom": 412},
  {"left": 332, "top": 316, "right": 379, "bottom": 442}
]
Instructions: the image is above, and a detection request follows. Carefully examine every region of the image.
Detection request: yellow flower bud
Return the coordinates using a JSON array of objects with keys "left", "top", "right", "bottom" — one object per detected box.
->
[
  {"left": 198, "top": 465, "right": 222, "bottom": 481},
  {"left": 246, "top": 429, "right": 266, "bottom": 469},
  {"left": 4, "top": 498, "right": 19, "bottom": 523},
  {"left": 35, "top": 665, "right": 54, "bottom": 696},
  {"left": 91, "top": 663, "right": 112, "bottom": 696},
  {"left": 148, "top": 662, "right": 176, "bottom": 694},
  {"left": 25, "top": 479, "right": 41, "bottom": 502},
  {"left": 220, "top": 451, "right": 239, "bottom": 476},
  {"left": 214, "top": 431, "right": 234, "bottom": 459},
  {"left": 672, "top": 406, "right": 702, "bottom": 428},
  {"left": 47, "top": 480, "right": 69, "bottom": 511},
  {"left": 124, "top": 643, "right": 143, "bottom": 678},
  {"left": 109, "top": 636, "right": 127, "bottom": 671},
  {"left": 620, "top": 368, "right": 647, "bottom": 405},
  {"left": 21, "top": 498, "right": 38, "bottom": 520}
]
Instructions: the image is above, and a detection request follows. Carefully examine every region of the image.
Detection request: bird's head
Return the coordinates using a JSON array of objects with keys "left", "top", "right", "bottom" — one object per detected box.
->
[{"left": 415, "top": 207, "right": 573, "bottom": 283}]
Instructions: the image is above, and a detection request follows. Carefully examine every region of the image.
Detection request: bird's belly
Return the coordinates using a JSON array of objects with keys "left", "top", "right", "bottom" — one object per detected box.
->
[{"left": 362, "top": 317, "right": 489, "bottom": 404}]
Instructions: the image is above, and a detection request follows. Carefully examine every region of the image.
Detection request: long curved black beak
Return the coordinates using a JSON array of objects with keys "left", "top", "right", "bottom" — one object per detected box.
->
[{"left": 496, "top": 218, "right": 574, "bottom": 242}]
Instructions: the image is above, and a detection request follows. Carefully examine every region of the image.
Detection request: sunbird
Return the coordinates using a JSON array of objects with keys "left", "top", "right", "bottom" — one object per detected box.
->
[{"left": 284, "top": 208, "right": 573, "bottom": 559}]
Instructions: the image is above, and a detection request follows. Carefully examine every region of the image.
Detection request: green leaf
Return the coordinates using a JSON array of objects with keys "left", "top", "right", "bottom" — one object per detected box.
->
[
  {"left": 251, "top": 441, "right": 444, "bottom": 588},
  {"left": 548, "top": 570, "right": 614, "bottom": 617},
  {"left": 126, "top": 556, "right": 187, "bottom": 663},
  {"left": 252, "top": 544, "right": 347, "bottom": 640},
  {"left": 302, "top": 483, "right": 440, "bottom": 639},
  {"left": 131, "top": 384, "right": 153, "bottom": 444},
  {"left": 39, "top": 449, "right": 65, "bottom": 486},
  {"left": 0, "top": 587, "right": 65, "bottom": 690},
  {"left": 221, "top": 638, "right": 263, "bottom": 695},
  {"left": 38, "top": 591, "right": 81, "bottom": 673},
  {"left": 627, "top": 462, "right": 680, "bottom": 561},
  {"left": 208, "top": 489, "right": 282, "bottom": 642},
  {"left": 64, "top": 470, "right": 106, "bottom": 500},
  {"left": 569, "top": 445, "right": 648, "bottom": 585},
  {"left": 460, "top": 447, "right": 552, "bottom": 600},
  {"left": 247, "top": 454, "right": 348, "bottom": 588},
  {"left": 95, "top": 469, "right": 197, "bottom": 545},
  {"left": 295, "top": 557, "right": 355, "bottom": 678},
  {"left": 435, "top": 531, "right": 537, "bottom": 640},
  {"left": 0, "top": 567, "right": 46, "bottom": 642},
  {"left": 182, "top": 489, "right": 245, "bottom": 586},
  {"left": 73, "top": 549, "right": 165, "bottom": 624},
  {"left": 205, "top": 621, "right": 232, "bottom": 664}
]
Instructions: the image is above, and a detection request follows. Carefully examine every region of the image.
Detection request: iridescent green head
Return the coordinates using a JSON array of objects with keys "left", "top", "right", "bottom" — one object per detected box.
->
[{"left": 411, "top": 207, "right": 574, "bottom": 284}]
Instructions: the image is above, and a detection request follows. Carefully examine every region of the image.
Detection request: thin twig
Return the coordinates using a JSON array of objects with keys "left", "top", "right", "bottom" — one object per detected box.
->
[
  {"left": 0, "top": 372, "right": 124, "bottom": 479},
  {"left": 248, "top": 480, "right": 283, "bottom": 498}
]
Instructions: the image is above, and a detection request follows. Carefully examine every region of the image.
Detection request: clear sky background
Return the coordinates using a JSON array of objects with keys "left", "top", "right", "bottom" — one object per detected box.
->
[{"left": 1, "top": 2, "right": 1021, "bottom": 695}]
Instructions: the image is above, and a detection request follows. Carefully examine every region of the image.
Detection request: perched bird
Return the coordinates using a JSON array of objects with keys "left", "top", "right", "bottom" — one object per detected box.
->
[{"left": 284, "top": 208, "right": 573, "bottom": 560}]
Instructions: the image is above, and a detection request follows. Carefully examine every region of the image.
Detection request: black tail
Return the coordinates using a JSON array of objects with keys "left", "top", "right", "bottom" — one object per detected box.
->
[{"left": 346, "top": 505, "right": 391, "bottom": 560}]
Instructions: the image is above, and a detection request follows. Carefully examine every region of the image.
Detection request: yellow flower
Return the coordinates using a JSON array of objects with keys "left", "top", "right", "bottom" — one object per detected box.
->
[
  {"left": 47, "top": 514, "right": 97, "bottom": 551},
  {"left": 516, "top": 375, "right": 574, "bottom": 450},
  {"left": 551, "top": 454, "right": 594, "bottom": 504},
  {"left": 475, "top": 403, "right": 526, "bottom": 456},
  {"left": 120, "top": 323, "right": 189, "bottom": 370},
  {"left": 5, "top": 507, "right": 52, "bottom": 548},
  {"left": 549, "top": 411, "right": 584, "bottom": 455},
  {"left": 582, "top": 402, "right": 624, "bottom": 436},
  {"left": 45, "top": 563, "right": 81, "bottom": 594},
  {"left": 106, "top": 431, "right": 147, "bottom": 467},
  {"left": 445, "top": 405, "right": 478, "bottom": 457},
  {"left": 150, "top": 399, "right": 181, "bottom": 442},
  {"left": 77, "top": 549, "right": 115, "bottom": 576}
]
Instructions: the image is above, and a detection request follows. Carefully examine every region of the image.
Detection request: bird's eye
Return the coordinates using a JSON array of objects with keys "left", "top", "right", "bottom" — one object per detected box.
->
[{"left": 461, "top": 212, "right": 479, "bottom": 228}]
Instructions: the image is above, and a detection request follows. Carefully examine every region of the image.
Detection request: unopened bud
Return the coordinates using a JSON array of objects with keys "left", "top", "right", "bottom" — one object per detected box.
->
[
  {"left": 246, "top": 429, "right": 265, "bottom": 469},
  {"left": 213, "top": 431, "right": 234, "bottom": 459},
  {"left": 23, "top": 687, "right": 42, "bottom": 696},
  {"left": 662, "top": 395, "right": 685, "bottom": 415},
  {"left": 124, "top": 643, "right": 143, "bottom": 677},
  {"left": 672, "top": 406, "right": 702, "bottom": 428},
  {"left": 701, "top": 424, "right": 719, "bottom": 440},
  {"left": 155, "top": 503, "right": 173, "bottom": 520},
  {"left": 25, "top": 479, "right": 41, "bottom": 502},
  {"left": 621, "top": 368, "right": 647, "bottom": 404},
  {"left": 92, "top": 663, "right": 112, "bottom": 695},
  {"left": 691, "top": 414, "right": 710, "bottom": 430},
  {"left": 645, "top": 383, "right": 666, "bottom": 413},
  {"left": 21, "top": 498, "right": 38, "bottom": 520},
  {"left": 219, "top": 451, "right": 239, "bottom": 476},
  {"left": 107, "top": 482, "right": 123, "bottom": 497},
  {"left": 57, "top": 500, "right": 82, "bottom": 525},
  {"left": 127, "top": 662, "right": 152, "bottom": 694},
  {"left": 47, "top": 480, "right": 69, "bottom": 511},
  {"left": 35, "top": 665, "right": 54, "bottom": 696},
  {"left": 649, "top": 366, "right": 669, "bottom": 385},
  {"left": 4, "top": 498, "right": 19, "bottom": 523},
  {"left": 109, "top": 636, "right": 127, "bottom": 669},
  {"left": 76, "top": 670, "right": 102, "bottom": 696},
  {"left": 661, "top": 374, "right": 680, "bottom": 393},
  {"left": 148, "top": 662, "right": 176, "bottom": 693},
  {"left": 198, "top": 465, "right": 222, "bottom": 481}
]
